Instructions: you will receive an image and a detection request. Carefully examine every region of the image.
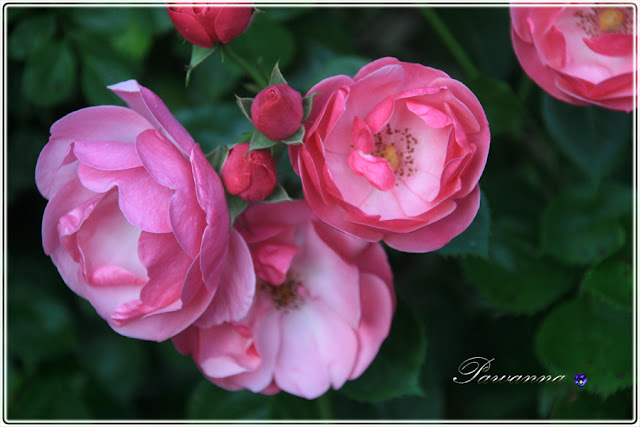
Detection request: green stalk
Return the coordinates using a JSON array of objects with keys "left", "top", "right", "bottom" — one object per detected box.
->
[
  {"left": 316, "top": 393, "right": 333, "bottom": 421},
  {"left": 421, "top": 8, "right": 479, "bottom": 80},
  {"left": 220, "top": 44, "right": 269, "bottom": 89}
]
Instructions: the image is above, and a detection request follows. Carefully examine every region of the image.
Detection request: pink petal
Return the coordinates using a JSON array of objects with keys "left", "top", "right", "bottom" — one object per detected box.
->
[
  {"left": 404, "top": 101, "right": 453, "bottom": 128},
  {"left": 350, "top": 272, "right": 394, "bottom": 379},
  {"left": 351, "top": 116, "right": 374, "bottom": 152},
  {"left": 384, "top": 184, "right": 481, "bottom": 252},
  {"left": 583, "top": 33, "right": 633, "bottom": 57},
  {"left": 180, "top": 256, "right": 204, "bottom": 306},
  {"left": 195, "top": 324, "right": 261, "bottom": 378},
  {"left": 74, "top": 190, "right": 148, "bottom": 286},
  {"left": 305, "top": 75, "right": 354, "bottom": 129},
  {"left": 73, "top": 140, "right": 142, "bottom": 170},
  {"left": 538, "top": 25, "right": 566, "bottom": 69},
  {"left": 309, "top": 301, "right": 359, "bottom": 389},
  {"left": 275, "top": 309, "right": 331, "bottom": 399},
  {"left": 137, "top": 129, "right": 206, "bottom": 257},
  {"left": 253, "top": 242, "right": 300, "bottom": 286},
  {"left": 348, "top": 150, "right": 396, "bottom": 191},
  {"left": 195, "top": 228, "right": 255, "bottom": 327},
  {"left": 108, "top": 80, "right": 196, "bottom": 154},
  {"left": 138, "top": 231, "right": 193, "bottom": 308},
  {"left": 77, "top": 164, "right": 173, "bottom": 233}
]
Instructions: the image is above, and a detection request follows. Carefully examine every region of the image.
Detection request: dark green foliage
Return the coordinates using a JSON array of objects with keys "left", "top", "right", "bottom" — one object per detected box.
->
[{"left": 5, "top": 5, "right": 633, "bottom": 422}]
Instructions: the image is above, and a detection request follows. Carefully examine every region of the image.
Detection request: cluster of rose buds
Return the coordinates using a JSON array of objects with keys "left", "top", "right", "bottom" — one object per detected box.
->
[{"left": 35, "top": 4, "right": 635, "bottom": 402}]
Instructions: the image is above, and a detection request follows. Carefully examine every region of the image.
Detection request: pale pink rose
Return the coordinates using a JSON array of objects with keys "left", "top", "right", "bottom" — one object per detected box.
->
[
  {"left": 36, "top": 79, "right": 255, "bottom": 341},
  {"left": 289, "top": 57, "right": 490, "bottom": 253},
  {"left": 511, "top": 6, "right": 636, "bottom": 112},
  {"left": 173, "top": 201, "right": 395, "bottom": 399}
]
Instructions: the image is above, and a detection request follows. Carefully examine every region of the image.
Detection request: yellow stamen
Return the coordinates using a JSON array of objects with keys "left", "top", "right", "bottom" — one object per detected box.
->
[
  {"left": 599, "top": 8, "right": 624, "bottom": 32},
  {"left": 380, "top": 145, "right": 399, "bottom": 171}
]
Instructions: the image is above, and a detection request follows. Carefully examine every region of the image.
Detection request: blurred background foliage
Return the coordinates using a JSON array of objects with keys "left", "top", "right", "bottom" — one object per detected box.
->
[{"left": 5, "top": 5, "right": 634, "bottom": 420}]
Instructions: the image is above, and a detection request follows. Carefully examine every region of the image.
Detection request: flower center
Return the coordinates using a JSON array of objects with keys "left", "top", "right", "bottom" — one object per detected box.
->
[
  {"left": 372, "top": 123, "right": 417, "bottom": 186},
  {"left": 262, "top": 277, "right": 305, "bottom": 310},
  {"left": 598, "top": 8, "right": 624, "bottom": 32},
  {"left": 575, "top": 8, "right": 632, "bottom": 37}
]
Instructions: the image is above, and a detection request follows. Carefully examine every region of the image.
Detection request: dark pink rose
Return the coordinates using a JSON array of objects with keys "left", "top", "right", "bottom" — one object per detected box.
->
[
  {"left": 289, "top": 57, "right": 490, "bottom": 253},
  {"left": 221, "top": 142, "right": 277, "bottom": 202},
  {"left": 511, "top": 6, "right": 636, "bottom": 112},
  {"left": 36, "top": 80, "right": 255, "bottom": 341},
  {"left": 167, "top": 4, "right": 253, "bottom": 48},
  {"left": 173, "top": 201, "right": 395, "bottom": 399},
  {"left": 251, "top": 83, "right": 303, "bottom": 141}
]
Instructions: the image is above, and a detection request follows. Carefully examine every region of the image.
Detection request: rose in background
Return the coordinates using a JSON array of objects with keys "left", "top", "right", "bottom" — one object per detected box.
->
[
  {"left": 167, "top": 4, "right": 253, "bottom": 48},
  {"left": 221, "top": 142, "right": 278, "bottom": 202},
  {"left": 35, "top": 80, "right": 255, "bottom": 341},
  {"left": 173, "top": 201, "right": 395, "bottom": 399},
  {"left": 511, "top": 6, "right": 636, "bottom": 112},
  {"left": 290, "top": 57, "right": 490, "bottom": 253}
]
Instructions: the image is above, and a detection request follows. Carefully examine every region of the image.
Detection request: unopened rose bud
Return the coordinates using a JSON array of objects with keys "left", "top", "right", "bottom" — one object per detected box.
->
[
  {"left": 221, "top": 142, "right": 277, "bottom": 202},
  {"left": 167, "top": 4, "right": 253, "bottom": 48},
  {"left": 251, "top": 84, "right": 303, "bottom": 141}
]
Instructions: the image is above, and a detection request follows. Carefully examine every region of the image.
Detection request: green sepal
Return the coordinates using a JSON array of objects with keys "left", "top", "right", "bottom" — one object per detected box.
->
[
  {"left": 280, "top": 125, "right": 305, "bottom": 146},
  {"left": 249, "top": 130, "right": 278, "bottom": 151},
  {"left": 262, "top": 184, "right": 293, "bottom": 203},
  {"left": 235, "top": 95, "right": 254, "bottom": 122},
  {"left": 186, "top": 44, "right": 216, "bottom": 86},
  {"left": 301, "top": 92, "right": 320, "bottom": 122},
  {"left": 268, "top": 61, "right": 287, "bottom": 86},
  {"left": 226, "top": 193, "right": 249, "bottom": 228}
]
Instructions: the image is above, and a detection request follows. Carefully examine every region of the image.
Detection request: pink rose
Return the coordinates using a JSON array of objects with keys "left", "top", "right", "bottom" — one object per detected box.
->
[
  {"left": 251, "top": 83, "right": 304, "bottom": 141},
  {"left": 173, "top": 201, "right": 395, "bottom": 399},
  {"left": 36, "top": 80, "right": 255, "bottom": 341},
  {"left": 221, "top": 142, "right": 277, "bottom": 202},
  {"left": 511, "top": 7, "right": 636, "bottom": 112},
  {"left": 289, "top": 57, "right": 490, "bottom": 253},
  {"left": 167, "top": 4, "right": 253, "bottom": 48}
]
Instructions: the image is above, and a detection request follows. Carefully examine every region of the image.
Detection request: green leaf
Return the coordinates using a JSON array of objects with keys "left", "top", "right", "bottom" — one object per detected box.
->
[
  {"left": 467, "top": 75, "right": 526, "bottom": 137},
  {"left": 302, "top": 92, "right": 320, "bottom": 122},
  {"left": 22, "top": 40, "right": 75, "bottom": 107},
  {"left": 226, "top": 193, "right": 249, "bottom": 226},
  {"left": 230, "top": 14, "right": 295, "bottom": 71},
  {"left": 268, "top": 61, "right": 287, "bottom": 85},
  {"left": 339, "top": 297, "right": 426, "bottom": 402},
  {"left": 535, "top": 296, "right": 632, "bottom": 398},
  {"left": 8, "top": 284, "right": 76, "bottom": 370},
  {"left": 10, "top": 373, "right": 92, "bottom": 419},
  {"left": 437, "top": 190, "right": 490, "bottom": 258},
  {"left": 9, "top": 13, "right": 57, "bottom": 61},
  {"left": 540, "top": 184, "right": 631, "bottom": 265},
  {"left": 581, "top": 258, "right": 632, "bottom": 311},
  {"left": 187, "top": 381, "right": 272, "bottom": 419},
  {"left": 187, "top": 44, "right": 217, "bottom": 86},
  {"left": 269, "top": 393, "right": 321, "bottom": 419},
  {"left": 262, "top": 184, "right": 293, "bottom": 203},
  {"left": 280, "top": 125, "right": 305, "bottom": 145},
  {"left": 541, "top": 94, "right": 631, "bottom": 185},
  {"left": 550, "top": 389, "right": 632, "bottom": 419},
  {"left": 110, "top": 19, "right": 153, "bottom": 62},
  {"left": 235, "top": 95, "right": 254, "bottom": 122},
  {"left": 250, "top": 130, "right": 278, "bottom": 151},
  {"left": 305, "top": 55, "right": 370, "bottom": 90},
  {"left": 462, "top": 219, "right": 575, "bottom": 315}
]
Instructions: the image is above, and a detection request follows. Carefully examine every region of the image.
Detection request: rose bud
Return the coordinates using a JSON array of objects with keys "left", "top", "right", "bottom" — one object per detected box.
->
[
  {"left": 251, "top": 84, "right": 303, "bottom": 141},
  {"left": 511, "top": 7, "right": 635, "bottom": 112},
  {"left": 221, "top": 142, "right": 277, "bottom": 202},
  {"left": 167, "top": 4, "right": 253, "bottom": 48}
]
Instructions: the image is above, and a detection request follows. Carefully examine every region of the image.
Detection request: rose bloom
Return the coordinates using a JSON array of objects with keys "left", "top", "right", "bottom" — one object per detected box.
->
[
  {"left": 511, "top": 6, "right": 636, "bottom": 112},
  {"left": 167, "top": 4, "right": 253, "bottom": 48},
  {"left": 36, "top": 80, "right": 255, "bottom": 341},
  {"left": 289, "top": 57, "right": 490, "bottom": 253},
  {"left": 173, "top": 201, "right": 395, "bottom": 399}
]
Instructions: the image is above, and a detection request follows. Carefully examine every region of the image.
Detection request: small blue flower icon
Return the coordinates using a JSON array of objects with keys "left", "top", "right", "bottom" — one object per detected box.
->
[{"left": 574, "top": 373, "right": 588, "bottom": 387}]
